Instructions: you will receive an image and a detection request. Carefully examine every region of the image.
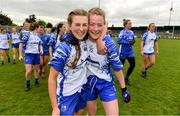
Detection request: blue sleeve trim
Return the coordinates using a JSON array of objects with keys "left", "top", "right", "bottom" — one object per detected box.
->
[
  {"left": 105, "top": 36, "right": 124, "bottom": 71},
  {"left": 48, "top": 42, "right": 71, "bottom": 72}
]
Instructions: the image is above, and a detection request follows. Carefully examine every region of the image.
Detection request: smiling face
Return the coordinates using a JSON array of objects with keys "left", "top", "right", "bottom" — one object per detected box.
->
[
  {"left": 88, "top": 14, "right": 104, "bottom": 41},
  {"left": 60, "top": 24, "right": 66, "bottom": 34},
  {"left": 69, "top": 15, "right": 88, "bottom": 40},
  {"left": 23, "top": 22, "right": 30, "bottom": 31}
]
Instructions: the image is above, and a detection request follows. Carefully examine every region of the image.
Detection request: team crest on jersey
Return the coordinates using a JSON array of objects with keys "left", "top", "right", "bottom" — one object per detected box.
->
[
  {"left": 83, "top": 44, "right": 88, "bottom": 51},
  {"left": 61, "top": 105, "right": 67, "bottom": 112}
]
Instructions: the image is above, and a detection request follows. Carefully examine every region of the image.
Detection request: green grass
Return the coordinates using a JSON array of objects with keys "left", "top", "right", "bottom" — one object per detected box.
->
[{"left": 0, "top": 39, "right": 180, "bottom": 115}]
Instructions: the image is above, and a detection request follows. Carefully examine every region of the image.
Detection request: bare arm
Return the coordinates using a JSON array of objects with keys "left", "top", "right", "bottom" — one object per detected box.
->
[
  {"left": 48, "top": 67, "right": 60, "bottom": 115},
  {"left": 49, "top": 46, "right": 53, "bottom": 59},
  {"left": 114, "top": 70, "right": 131, "bottom": 103},
  {"left": 19, "top": 43, "right": 23, "bottom": 60},
  {"left": 140, "top": 41, "right": 144, "bottom": 56},
  {"left": 114, "top": 70, "right": 125, "bottom": 89},
  {"left": 40, "top": 45, "right": 43, "bottom": 55}
]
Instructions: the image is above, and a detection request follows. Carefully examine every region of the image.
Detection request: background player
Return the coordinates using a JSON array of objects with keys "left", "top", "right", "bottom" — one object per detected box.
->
[
  {"left": 9, "top": 27, "right": 20, "bottom": 64},
  {"left": 38, "top": 26, "right": 50, "bottom": 78},
  {"left": 141, "top": 23, "right": 159, "bottom": 78},
  {"left": 117, "top": 19, "right": 136, "bottom": 85},
  {"left": 19, "top": 22, "right": 43, "bottom": 91},
  {"left": 0, "top": 28, "right": 11, "bottom": 65}
]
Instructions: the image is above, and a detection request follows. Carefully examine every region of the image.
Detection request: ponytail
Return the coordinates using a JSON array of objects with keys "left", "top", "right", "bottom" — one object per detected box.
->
[{"left": 123, "top": 19, "right": 131, "bottom": 27}]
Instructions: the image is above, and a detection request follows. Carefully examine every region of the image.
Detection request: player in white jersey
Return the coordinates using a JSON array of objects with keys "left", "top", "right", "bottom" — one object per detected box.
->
[
  {"left": 48, "top": 9, "right": 89, "bottom": 115},
  {"left": 0, "top": 28, "right": 11, "bottom": 65},
  {"left": 19, "top": 22, "right": 43, "bottom": 91},
  {"left": 85, "top": 8, "right": 131, "bottom": 115},
  {"left": 55, "top": 22, "right": 66, "bottom": 47},
  {"left": 9, "top": 27, "right": 20, "bottom": 64},
  {"left": 141, "top": 23, "right": 159, "bottom": 78}
]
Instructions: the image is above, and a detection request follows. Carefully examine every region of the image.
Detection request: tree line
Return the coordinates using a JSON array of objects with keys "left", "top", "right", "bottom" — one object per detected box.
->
[{"left": 0, "top": 13, "right": 53, "bottom": 28}]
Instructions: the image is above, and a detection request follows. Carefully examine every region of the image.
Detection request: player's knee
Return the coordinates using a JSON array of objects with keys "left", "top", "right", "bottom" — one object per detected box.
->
[
  {"left": 151, "top": 61, "right": 155, "bottom": 65},
  {"left": 43, "top": 62, "right": 47, "bottom": 66},
  {"left": 88, "top": 109, "right": 96, "bottom": 116},
  {"left": 34, "top": 68, "right": 39, "bottom": 74},
  {"left": 26, "top": 70, "right": 32, "bottom": 76},
  {"left": 88, "top": 112, "right": 96, "bottom": 116},
  {"left": 1, "top": 52, "right": 4, "bottom": 56}
]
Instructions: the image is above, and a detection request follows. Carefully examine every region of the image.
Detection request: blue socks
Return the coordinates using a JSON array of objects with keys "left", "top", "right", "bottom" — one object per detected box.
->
[
  {"left": 26, "top": 80, "right": 30, "bottom": 87},
  {"left": 1, "top": 61, "right": 4, "bottom": 65}
]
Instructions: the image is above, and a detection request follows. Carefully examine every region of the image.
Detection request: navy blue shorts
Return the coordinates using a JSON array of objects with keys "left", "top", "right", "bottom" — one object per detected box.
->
[
  {"left": 119, "top": 45, "right": 135, "bottom": 59},
  {"left": 144, "top": 52, "right": 154, "bottom": 56},
  {"left": 0, "top": 48, "right": 9, "bottom": 50},
  {"left": 41, "top": 51, "right": 49, "bottom": 56},
  {"left": 119, "top": 51, "right": 135, "bottom": 59},
  {"left": 12, "top": 43, "right": 19, "bottom": 48},
  {"left": 25, "top": 53, "right": 40, "bottom": 65},
  {"left": 84, "top": 75, "right": 117, "bottom": 102},
  {"left": 58, "top": 91, "right": 86, "bottom": 115}
]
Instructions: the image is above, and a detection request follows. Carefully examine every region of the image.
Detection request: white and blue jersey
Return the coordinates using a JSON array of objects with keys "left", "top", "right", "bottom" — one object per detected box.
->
[
  {"left": 38, "top": 33, "right": 50, "bottom": 55},
  {"left": 49, "top": 32, "right": 89, "bottom": 114},
  {"left": 0, "top": 33, "right": 10, "bottom": 50},
  {"left": 87, "top": 36, "right": 123, "bottom": 82},
  {"left": 49, "top": 40, "right": 89, "bottom": 97},
  {"left": 21, "top": 32, "right": 42, "bottom": 54},
  {"left": 19, "top": 29, "right": 29, "bottom": 51},
  {"left": 55, "top": 34, "right": 63, "bottom": 48},
  {"left": 85, "top": 35, "right": 124, "bottom": 102},
  {"left": 19, "top": 29, "right": 29, "bottom": 40},
  {"left": 106, "top": 34, "right": 112, "bottom": 38},
  {"left": 48, "top": 33, "right": 57, "bottom": 52},
  {"left": 117, "top": 28, "right": 135, "bottom": 59},
  {"left": 87, "top": 35, "right": 123, "bottom": 82},
  {"left": 142, "top": 31, "right": 157, "bottom": 54},
  {"left": 9, "top": 33, "right": 20, "bottom": 44}
]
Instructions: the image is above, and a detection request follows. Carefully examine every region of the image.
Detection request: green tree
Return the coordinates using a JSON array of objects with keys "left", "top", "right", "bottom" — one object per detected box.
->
[
  {"left": 25, "top": 14, "right": 36, "bottom": 23},
  {"left": 0, "top": 13, "right": 13, "bottom": 25},
  {"left": 37, "top": 19, "right": 46, "bottom": 27},
  {"left": 46, "top": 22, "right": 53, "bottom": 28}
]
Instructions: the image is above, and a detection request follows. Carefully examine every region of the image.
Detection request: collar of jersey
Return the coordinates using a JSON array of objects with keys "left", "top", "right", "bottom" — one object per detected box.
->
[{"left": 63, "top": 32, "right": 79, "bottom": 45}]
